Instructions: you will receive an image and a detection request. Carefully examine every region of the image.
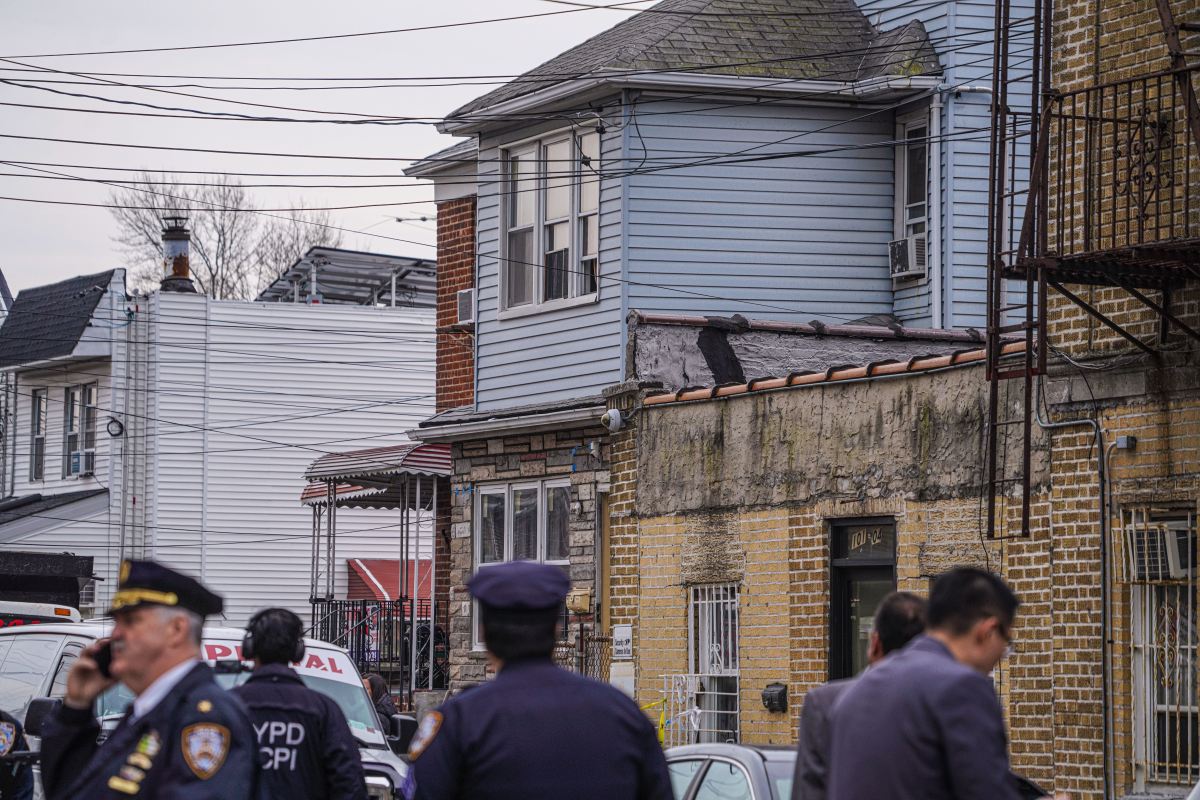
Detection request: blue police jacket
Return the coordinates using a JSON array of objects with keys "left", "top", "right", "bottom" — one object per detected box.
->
[
  {"left": 827, "top": 635, "right": 1022, "bottom": 800},
  {"left": 39, "top": 662, "right": 258, "bottom": 800},
  {"left": 404, "top": 658, "right": 672, "bottom": 800},
  {"left": 0, "top": 709, "right": 34, "bottom": 800},
  {"left": 231, "top": 663, "right": 366, "bottom": 800}
]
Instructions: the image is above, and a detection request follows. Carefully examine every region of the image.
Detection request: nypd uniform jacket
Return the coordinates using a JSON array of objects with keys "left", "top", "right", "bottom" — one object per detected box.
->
[
  {"left": 405, "top": 658, "right": 672, "bottom": 800},
  {"left": 39, "top": 662, "right": 258, "bottom": 800},
  {"left": 0, "top": 710, "right": 33, "bottom": 800},
  {"left": 231, "top": 663, "right": 366, "bottom": 800}
]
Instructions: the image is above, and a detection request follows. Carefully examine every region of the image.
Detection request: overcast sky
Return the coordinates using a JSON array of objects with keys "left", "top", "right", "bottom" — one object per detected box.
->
[{"left": 0, "top": 1, "right": 643, "bottom": 294}]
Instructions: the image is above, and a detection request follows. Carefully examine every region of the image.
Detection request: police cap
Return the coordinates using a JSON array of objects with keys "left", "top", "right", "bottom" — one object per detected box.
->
[
  {"left": 468, "top": 561, "right": 569, "bottom": 612},
  {"left": 109, "top": 559, "right": 224, "bottom": 617}
]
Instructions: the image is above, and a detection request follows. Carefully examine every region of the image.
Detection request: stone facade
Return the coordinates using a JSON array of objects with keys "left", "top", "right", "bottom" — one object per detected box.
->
[{"left": 445, "top": 424, "right": 610, "bottom": 686}]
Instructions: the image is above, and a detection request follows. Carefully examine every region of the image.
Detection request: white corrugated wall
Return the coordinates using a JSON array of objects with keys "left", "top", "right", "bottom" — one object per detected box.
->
[{"left": 145, "top": 294, "right": 435, "bottom": 624}]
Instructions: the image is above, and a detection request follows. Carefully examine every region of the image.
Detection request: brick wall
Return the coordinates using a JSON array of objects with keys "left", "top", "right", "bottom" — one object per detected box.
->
[
  {"left": 435, "top": 195, "right": 476, "bottom": 413},
  {"left": 446, "top": 425, "right": 610, "bottom": 687}
]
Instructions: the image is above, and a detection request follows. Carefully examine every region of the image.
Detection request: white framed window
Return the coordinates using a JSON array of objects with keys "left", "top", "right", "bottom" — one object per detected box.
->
[
  {"left": 1126, "top": 505, "right": 1198, "bottom": 789},
  {"left": 473, "top": 479, "right": 573, "bottom": 646},
  {"left": 62, "top": 383, "right": 97, "bottom": 477},
  {"left": 689, "top": 583, "right": 740, "bottom": 743},
  {"left": 501, "top": 130, "right": 601, "bottom": 314},
  {"left": 29, "top": 388, "right": 46, "bottom": 481}
]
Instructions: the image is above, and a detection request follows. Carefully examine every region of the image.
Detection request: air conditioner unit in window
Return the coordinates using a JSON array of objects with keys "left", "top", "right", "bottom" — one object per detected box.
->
[
  {"left": 1127, "top": 520, "right": 1196, "bottom": 580},
  {"left": 889, "top": 235, "right": 928, "bottom": 279},
  {"left": 456, "top": 288, "right": 476, "bottom": 326},
  {"left": 69, "top": 449, "right": 96, "bottom": 477}
]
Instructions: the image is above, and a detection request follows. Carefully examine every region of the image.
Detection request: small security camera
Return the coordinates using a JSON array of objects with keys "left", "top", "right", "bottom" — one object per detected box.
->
[{"left": 600, "top": 409, "right": 624, "bottom": 433}]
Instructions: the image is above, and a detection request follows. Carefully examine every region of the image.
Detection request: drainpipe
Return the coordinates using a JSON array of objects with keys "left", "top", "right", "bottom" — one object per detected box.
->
[
  {"left": 930, "top": 90, "right": 945, "bottom": 328},
  {"left": 1034, "top": 375, "right": 1111, "bottom": 799}
]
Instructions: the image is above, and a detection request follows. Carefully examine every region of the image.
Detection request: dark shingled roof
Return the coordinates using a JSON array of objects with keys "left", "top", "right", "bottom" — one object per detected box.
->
[
  {"left": 0, "top": 270, "right": 116, "bottom": 369},
  {"left": 450, "top": 0, "right": 940, "bottom": 118}
]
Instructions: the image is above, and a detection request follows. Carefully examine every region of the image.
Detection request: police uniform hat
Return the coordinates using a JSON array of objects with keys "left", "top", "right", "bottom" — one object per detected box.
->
[
  {"left": 468, "top": 561, "right": 569, "bottom": 613},
  {"left": 109, "top": 559, "right": 224, "bottom": 617}
]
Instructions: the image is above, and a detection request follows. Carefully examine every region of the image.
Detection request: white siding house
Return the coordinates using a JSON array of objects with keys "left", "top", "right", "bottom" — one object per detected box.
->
[{"left": 0, "top": 266, "right": 435, "bottom": 624}]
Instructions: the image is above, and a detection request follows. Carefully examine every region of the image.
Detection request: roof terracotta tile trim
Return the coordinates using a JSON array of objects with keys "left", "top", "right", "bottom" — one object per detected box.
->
[{"left": 643, "top": 341, "right": 1026, "bottom": 406}]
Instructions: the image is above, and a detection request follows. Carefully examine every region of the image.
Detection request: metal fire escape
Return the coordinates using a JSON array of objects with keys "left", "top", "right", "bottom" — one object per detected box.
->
[{"left": 985, "top": 0, "right": 1200, "bottom": 537}]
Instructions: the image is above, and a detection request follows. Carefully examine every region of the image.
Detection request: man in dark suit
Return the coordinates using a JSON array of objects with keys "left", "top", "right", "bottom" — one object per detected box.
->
[
  {"left": 827, "top": 567, "right": 1067, "bottom": 800},
  {"left": 39, "top": 560, "right": 258, "bottom": 800},
  {"left": 790, "top": 591, "right": 926, "bottom": 800}
]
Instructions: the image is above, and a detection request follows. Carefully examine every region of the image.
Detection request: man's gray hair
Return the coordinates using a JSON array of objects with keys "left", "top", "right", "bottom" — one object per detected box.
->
[{"left": 155, "top": 605, "right": 204, "bottom": 647}]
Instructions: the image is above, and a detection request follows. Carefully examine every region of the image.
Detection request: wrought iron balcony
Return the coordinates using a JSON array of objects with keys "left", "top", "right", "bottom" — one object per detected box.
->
[{"left": 1014, "top": 66, "right": 1200, "bottom": 288}]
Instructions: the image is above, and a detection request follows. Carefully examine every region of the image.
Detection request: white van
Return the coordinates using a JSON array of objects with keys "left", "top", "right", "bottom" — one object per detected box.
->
[
  {"left": 0, "top": 602, "right": 81, "bottom": 628},
  {"left": 0, "top": 622, "right": 409, "bottom": 799}
]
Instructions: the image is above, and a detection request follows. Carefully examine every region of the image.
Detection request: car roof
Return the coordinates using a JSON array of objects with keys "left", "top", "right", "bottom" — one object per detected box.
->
[
  {"left": 666, "top": 743, "right": 796, "bottom": 761},
  {"left": 0, "top": 621, "right": 347, "bottom": 653}
]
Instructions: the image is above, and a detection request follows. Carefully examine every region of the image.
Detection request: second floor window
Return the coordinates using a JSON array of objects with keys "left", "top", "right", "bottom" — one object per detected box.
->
[
  {"left": 503, "top": 131, "right": 600, "bottom": 311},
  {"left": 29, "top": 389, "right": 46, "bottom": 481},
  {"left": 62, "top": 383, "right": 97, "bottom": 477}
]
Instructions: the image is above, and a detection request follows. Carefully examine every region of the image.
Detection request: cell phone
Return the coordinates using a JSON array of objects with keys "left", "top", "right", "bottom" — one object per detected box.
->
[{"left": 94, "top": 641, "right": 114, "bottom": 679}]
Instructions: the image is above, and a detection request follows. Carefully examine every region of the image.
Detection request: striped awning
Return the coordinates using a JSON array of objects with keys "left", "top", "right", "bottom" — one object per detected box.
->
[{"left": 304, "top": 442, "right": 451, "bottom": 482}]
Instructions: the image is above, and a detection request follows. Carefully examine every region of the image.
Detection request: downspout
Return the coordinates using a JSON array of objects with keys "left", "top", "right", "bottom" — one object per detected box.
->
[
  {"left": 1034, "top": 375, "right": 1110, "bottom": 800},
  {"left": 930, "top": 90, "right": 945, "bottom": 328}
]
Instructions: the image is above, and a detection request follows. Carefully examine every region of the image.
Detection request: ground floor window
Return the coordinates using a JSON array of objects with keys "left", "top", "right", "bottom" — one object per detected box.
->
[
  {"left": 1126, "top": 506, "right": 1198, "bottom": 787},
  {"left": 674, "top": 583, "right": 739, "bottom": 744},
  {"left": 829, "top": 518, "right": 896, "bottom": 680}
]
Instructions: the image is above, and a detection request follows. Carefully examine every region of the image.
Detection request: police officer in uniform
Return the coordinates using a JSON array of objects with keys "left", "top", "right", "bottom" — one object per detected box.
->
[
  {"left": 403, "top": 561, "right": 672, "bottom": 800},
  {"left": 231, "top": 608, "right": 366, "bottom": 800},
  {"left": 0, "top": 709, "right": 33, "bottom": 800},
  {"left": 39, "top": 560, "right": 258, "bottom": 800}
]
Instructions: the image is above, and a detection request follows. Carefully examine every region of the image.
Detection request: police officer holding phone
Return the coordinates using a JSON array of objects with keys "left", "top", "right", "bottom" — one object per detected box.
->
[
  {"left": 232, "top": 608, "right": 366, "bottom": 800},
  {"left": 39, "top": 559, "right": 257, "bottom": 800}
]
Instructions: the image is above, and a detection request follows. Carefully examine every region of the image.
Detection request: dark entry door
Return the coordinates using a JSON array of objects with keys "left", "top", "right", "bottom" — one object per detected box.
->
[{"left": 829, "top": 518, "right": 896, "bottom": 680}]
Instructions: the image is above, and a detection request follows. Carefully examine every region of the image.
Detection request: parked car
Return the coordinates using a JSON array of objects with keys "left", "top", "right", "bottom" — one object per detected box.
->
[
  {"left": 666, "top": 743, "right": 796, "bottom": 800},
  {"left": 0, "top": 622, "right": 410, "bottom": 800}
]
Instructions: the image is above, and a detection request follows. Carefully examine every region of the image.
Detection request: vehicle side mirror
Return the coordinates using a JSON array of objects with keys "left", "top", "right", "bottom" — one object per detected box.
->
[
  {"left": 24, "top": 697, "right": 62, "bottom": 737},
  {"left": 387, "top": 714, "right": 417, "bottom": 755}
]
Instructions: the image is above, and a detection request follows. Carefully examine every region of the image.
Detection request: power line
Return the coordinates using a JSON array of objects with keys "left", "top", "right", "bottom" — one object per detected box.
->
[{"left": 0, "top": 2, "right": 655, "bottom": 59}]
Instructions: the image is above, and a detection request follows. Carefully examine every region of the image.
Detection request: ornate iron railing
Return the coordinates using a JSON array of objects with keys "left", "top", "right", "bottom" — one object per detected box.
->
[{"left": 1036, "top": 67, "right": 1200, "bottom": 270}]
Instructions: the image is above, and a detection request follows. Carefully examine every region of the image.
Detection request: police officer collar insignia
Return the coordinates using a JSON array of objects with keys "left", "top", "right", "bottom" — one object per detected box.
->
[
  {"left": 181, "top": 723, "right": 230, "bottom": 779},
  {"left": 407, "top": 711, "right": 443, "bottom": 761},
  {"left": 0, "top": 721, "right": 14, "bottom": 756}
]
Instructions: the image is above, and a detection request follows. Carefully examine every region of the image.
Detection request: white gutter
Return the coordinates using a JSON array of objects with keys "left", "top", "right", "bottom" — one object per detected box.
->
[
  {"left": 440, "top": 72, "right": 941, "bottom": 135},
  {"left": 930, "top": 88, "right": 944, "bottom": 328},
  {"left": 408, "top": 405, "right": 605, "bottom": 442}
]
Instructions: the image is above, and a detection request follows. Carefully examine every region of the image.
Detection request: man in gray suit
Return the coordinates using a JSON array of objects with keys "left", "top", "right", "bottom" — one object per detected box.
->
[
  {"left": 827, "top": 567, "right": 1068, "bottom": 800},
  {"left": 790, "top": 591, "right": 926, "bottom": 800}
]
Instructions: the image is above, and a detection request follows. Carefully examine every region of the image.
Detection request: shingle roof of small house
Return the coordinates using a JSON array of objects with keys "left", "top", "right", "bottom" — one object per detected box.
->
[
  {"left": 449, "top": 0, "right": 940, "bottom": 118},
  {"left": 0, "top": 270, "right": 116, "bottom": 369}
]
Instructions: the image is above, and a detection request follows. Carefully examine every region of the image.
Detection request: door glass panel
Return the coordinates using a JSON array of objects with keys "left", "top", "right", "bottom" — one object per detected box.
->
[
  {"left": 479, "top": 493, "right": 506, "bottom": 563},
  {"left": 850, "top": 577, "right": 893, "bottom": 676},
  {"left": 545, "top": 485, "right": 570, "bottom": 562},
  {"left": 668, "top": 759, "right": 705, "bottom": 800},
  {"left": 511, "top": 487, "right": 539, "bottom": 561},
  {"left": 694, "top": 762, "right": 753, "bottom": 800}
]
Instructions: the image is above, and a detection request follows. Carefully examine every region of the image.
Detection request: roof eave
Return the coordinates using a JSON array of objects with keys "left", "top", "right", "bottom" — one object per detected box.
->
[
  {"left": 440, "top": 72, "right": 941, "bottom": 135},
  {"left": 409, "top": 404, "right": 604, "bottom": 442}
]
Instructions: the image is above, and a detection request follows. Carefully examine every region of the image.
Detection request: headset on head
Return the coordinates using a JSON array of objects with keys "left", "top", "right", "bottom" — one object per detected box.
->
[{"left": 243, "top": 609, "right": 305, "bottom": 664}]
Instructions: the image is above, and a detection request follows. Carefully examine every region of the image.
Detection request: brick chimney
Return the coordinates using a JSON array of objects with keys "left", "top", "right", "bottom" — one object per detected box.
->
[{"left": 160, "top": 216, "right": 197, "bottom": 293}]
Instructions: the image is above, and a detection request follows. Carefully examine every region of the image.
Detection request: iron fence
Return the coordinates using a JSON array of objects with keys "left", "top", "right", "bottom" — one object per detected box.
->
[{"left": 309, "top": 599, "right": 447, "bottom": 691}]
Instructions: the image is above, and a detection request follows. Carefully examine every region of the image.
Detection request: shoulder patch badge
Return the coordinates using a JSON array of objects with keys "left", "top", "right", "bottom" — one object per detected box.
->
[
  {"left": 406, "top": 711, "right": 443, "bottom": 761},
  {"left": 181, "top": 723, "right": 230, "bottom": 779},
  {"left": 0, "top": 721, "right": 15, "bottom": 757}
]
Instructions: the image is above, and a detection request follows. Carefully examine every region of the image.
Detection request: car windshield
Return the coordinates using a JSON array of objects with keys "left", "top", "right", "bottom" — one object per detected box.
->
[
  {"left": 765, "top": 758, "right": 795, "bottom": 800},
  {"left": 96, "top": 669, "right": 387, "bottom": 749}
]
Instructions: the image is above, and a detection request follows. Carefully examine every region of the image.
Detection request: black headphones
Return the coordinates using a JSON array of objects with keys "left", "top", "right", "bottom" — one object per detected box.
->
[{"left": 243, "top": 608, "right": 306, "bottom": 664}]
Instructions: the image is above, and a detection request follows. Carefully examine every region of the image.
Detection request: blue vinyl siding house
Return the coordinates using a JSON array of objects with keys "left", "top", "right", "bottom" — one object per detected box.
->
[{"left": 415, "top": 0, "right": 1031, "bottom": 413}]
